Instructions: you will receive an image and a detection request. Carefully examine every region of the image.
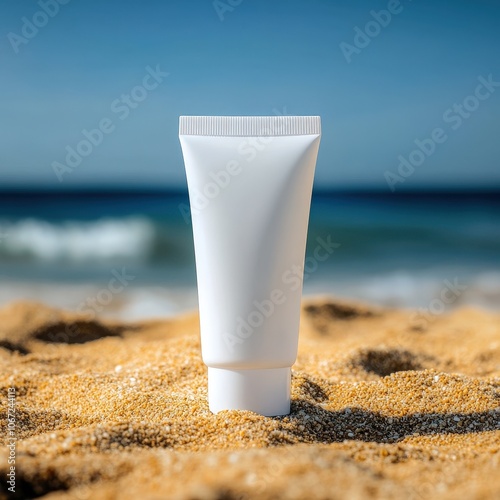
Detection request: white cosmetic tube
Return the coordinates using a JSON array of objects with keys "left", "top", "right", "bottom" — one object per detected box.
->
[{"left": 179, "top": 116, "right": 321, "bottom": 416}]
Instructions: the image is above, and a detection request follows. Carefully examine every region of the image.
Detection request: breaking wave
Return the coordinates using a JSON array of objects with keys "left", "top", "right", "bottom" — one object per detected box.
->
[{"left": 0, "top": 217, "right": 156, "bottom": 262}]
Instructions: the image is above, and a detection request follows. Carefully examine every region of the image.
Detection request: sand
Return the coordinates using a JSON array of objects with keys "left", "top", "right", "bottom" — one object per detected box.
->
[{"left": 1, "top": 298, "right": 499, "bottom": 499}]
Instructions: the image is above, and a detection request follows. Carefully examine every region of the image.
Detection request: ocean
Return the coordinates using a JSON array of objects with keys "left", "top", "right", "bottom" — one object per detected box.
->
[{"left": 0, "top": 190, "right": 499, "bottom": 318}]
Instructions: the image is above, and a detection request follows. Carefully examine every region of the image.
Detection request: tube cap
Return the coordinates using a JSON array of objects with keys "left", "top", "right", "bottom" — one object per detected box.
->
[{"left": 208, "top": 367, "right": 291, "bottom": 416}]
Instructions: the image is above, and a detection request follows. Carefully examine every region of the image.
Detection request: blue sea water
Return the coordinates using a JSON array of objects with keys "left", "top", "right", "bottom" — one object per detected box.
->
[{"left": 0, "top": 190, "right": 499, "bottom": 314}]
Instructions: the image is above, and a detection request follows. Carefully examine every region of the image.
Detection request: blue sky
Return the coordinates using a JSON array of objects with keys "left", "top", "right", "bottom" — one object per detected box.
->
[{"left": 1, "top": 0, "right": 499, "bottom": 189}]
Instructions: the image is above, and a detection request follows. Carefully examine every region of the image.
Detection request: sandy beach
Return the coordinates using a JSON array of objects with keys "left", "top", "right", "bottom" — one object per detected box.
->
[{"left": 1, "top": 297, "right": 499, "bottom": 499}]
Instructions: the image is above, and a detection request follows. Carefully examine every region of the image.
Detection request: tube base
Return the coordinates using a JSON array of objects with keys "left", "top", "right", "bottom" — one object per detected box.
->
[{"left": 208, "top": 367, "right": 291, "bottom": 416}]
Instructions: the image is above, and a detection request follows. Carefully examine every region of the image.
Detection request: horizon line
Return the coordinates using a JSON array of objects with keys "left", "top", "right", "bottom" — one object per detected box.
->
[{"left": 0, "top": 186, "right": 500, "bottom": 197}]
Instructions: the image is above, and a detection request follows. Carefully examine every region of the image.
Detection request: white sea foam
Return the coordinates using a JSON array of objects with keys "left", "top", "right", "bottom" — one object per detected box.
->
[
  {"left": 0, "top": 272, "right": 498, "bottom": 321},
  {"left": 0, "top": 217, "right": 155, "bottom": 261},
  {"left": 0, "top": 282, "right": 198, "bottom": 319},
  {"left": 305, "top": 270, "right": 500, "bottom": 311}
]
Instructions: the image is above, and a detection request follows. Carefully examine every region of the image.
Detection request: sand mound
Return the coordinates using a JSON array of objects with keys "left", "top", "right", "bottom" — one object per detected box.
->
[{"left": 1, "top": 299, "right": 499, "bottom": 499}]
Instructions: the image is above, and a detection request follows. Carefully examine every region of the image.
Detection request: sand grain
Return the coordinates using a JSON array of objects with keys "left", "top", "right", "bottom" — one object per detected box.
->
[{"left": 1, "top": 298, "right": 499, "bottom": 499}]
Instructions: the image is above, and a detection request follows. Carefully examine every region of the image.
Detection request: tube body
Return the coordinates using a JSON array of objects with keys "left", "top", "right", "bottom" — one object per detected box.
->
[{"left": 179, "top": 116, "right": 321, "bottom": 416}]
